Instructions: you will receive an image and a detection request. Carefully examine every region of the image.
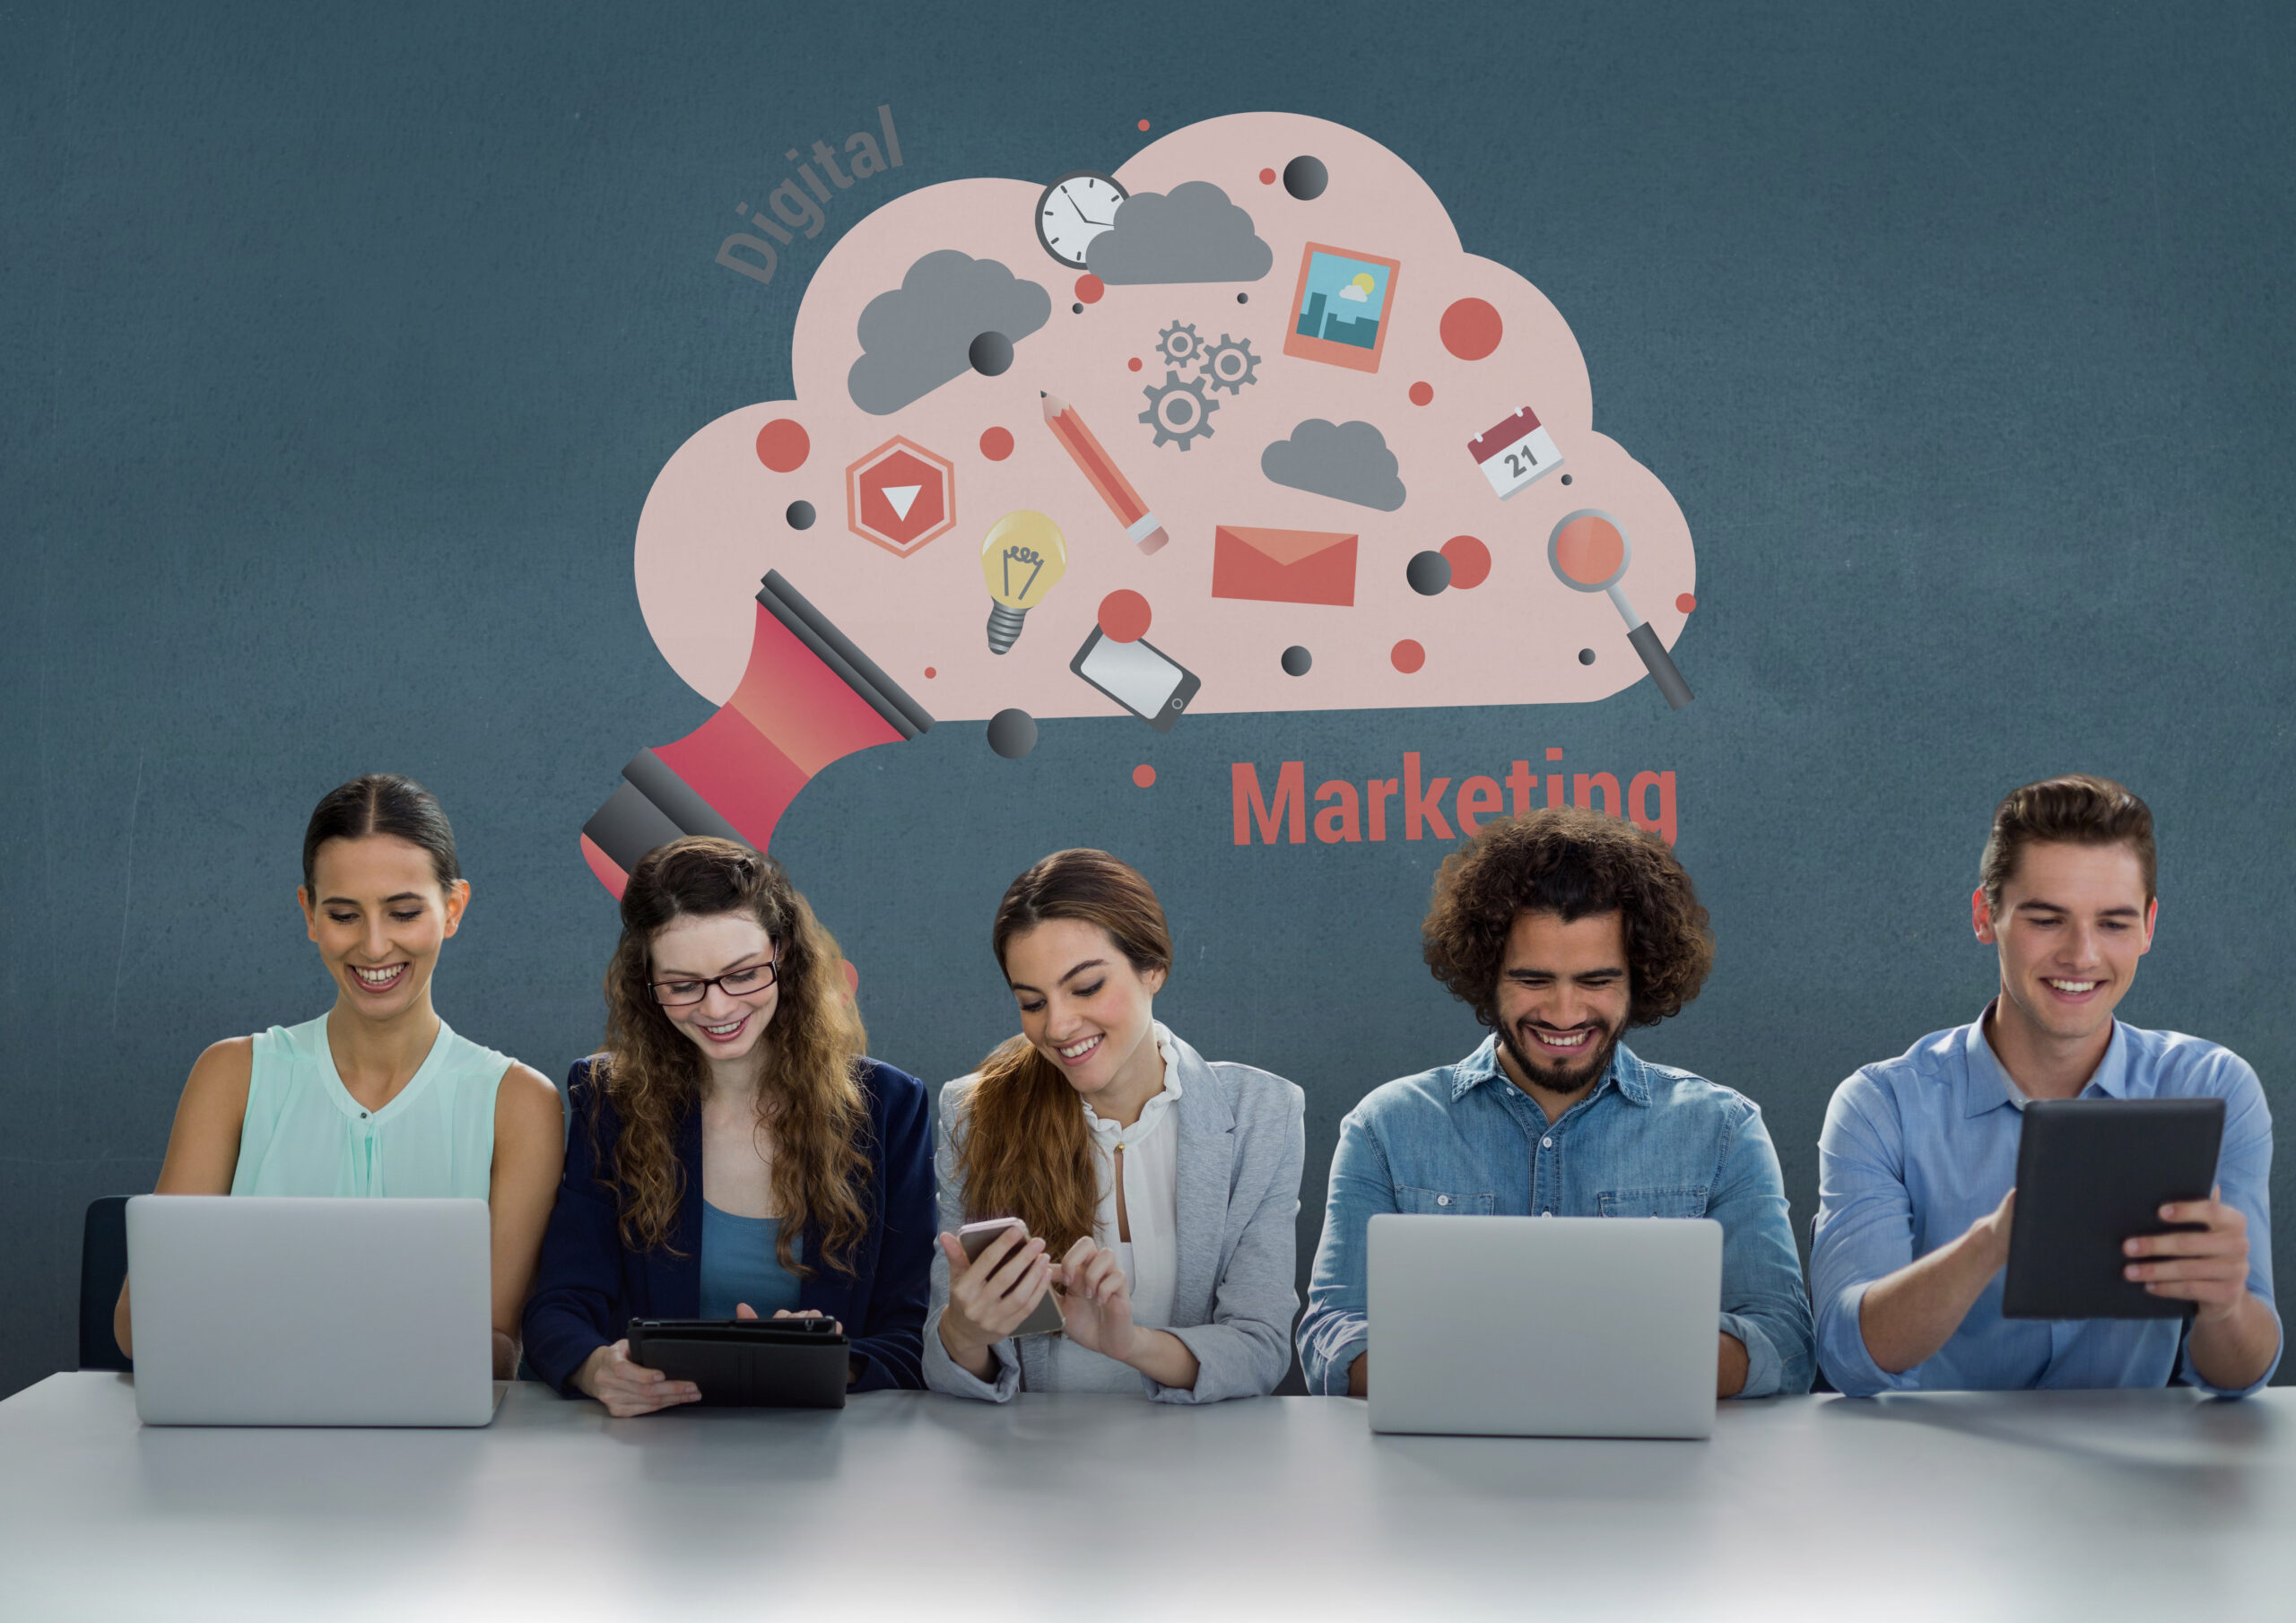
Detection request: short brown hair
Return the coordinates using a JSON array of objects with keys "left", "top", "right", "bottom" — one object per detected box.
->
[
  {"left": 1979, "top": 775, "right": 2157, "bottom": 910},
  {"left": 1422, "top": 809, "right": 1714, "bottom": 1028}
]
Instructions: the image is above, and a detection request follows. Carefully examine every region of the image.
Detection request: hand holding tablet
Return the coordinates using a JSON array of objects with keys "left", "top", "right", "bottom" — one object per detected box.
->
[{"left": 2002, "top": 1098, "right": 2225, "bottom": 1320}]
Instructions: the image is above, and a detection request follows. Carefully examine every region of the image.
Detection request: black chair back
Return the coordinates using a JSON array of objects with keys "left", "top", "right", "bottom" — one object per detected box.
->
[{"left": 78, "top": 1196, "right": 133, "bottom": 1372}]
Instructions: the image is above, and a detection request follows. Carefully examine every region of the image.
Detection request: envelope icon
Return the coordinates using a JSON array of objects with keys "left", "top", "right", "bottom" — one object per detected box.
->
[{"left": 1211, "top": 525, "right": 1358, "bottom": 607}]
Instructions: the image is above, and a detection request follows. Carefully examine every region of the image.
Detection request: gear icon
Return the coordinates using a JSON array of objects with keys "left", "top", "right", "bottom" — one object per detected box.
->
[
  {"left": 1155, "top": 321, "right": 1204, "bottom": 368},
  {"left": 1197, "top": 334, "right": 1260, "bottom": 394},
  {"left": 1138, "top": 369, "right": 1220, "bottom": 450}
]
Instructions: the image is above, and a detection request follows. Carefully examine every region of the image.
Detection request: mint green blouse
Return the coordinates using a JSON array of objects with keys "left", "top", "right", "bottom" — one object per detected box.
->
[{"left": 230, "top": 1013, "right": 511, "bottom": 1198}]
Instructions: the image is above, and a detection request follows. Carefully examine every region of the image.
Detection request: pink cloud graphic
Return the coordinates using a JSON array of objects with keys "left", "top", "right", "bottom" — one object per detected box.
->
[{"left": 585, "top": 113, "right": 1697, "bottom": 890}]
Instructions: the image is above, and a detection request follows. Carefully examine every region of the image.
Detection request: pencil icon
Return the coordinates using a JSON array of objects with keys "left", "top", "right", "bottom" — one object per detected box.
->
[{"left": 1040, "top": 392, "right": 1170, "bottom": 555}]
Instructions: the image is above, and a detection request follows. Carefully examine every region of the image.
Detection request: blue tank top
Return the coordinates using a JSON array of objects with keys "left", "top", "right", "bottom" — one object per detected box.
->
[
  {"left": 698, "top": 1202, "right": 804, "bottom": 1318},
  {"left": 230, "top": 1013, "right": 511, "bottom": 1197}
]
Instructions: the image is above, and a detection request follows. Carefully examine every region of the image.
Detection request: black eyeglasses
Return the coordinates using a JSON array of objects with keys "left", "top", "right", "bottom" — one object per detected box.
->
[{"left": 648, "top": 957, "right": 778, "bottom": 1008}]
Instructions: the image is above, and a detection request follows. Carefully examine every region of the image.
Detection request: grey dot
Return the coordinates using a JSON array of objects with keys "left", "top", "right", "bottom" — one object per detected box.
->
[
  {"left": 969, "top": 331, "right": 1014, "bottom": 376},
  {"left": 1578, "top": 648, "right": 1596, "bottom": 665},
  {"left": 1072, "top": 302, "right": 1083, "bottom": 314},
  {"left": 1236, "top": 292, "right": 1248, "bottom": 303},
  {"left": 1281, "top": 645, "right": 1312, "bottom": 677},
  {"left": 785, "top": 500, "right": 815, "bottom": 530},
  {"left": 987, "top": 708, "right": 1038, "bottom": 759},
  {"left": 1560, "top": 473, "right": 1572, "bottom": 486},
  {"left": 1283, "top": 156, "right": 1328, "bottom": 200},
  {"left": 1406, "top": 551, "right": 1452, "bottom": 595}
]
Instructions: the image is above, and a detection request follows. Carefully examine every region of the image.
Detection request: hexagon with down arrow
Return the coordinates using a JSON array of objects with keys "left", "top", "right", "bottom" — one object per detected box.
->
[{"left": 845, "top": 436, "right": 957, "bottom": 558}]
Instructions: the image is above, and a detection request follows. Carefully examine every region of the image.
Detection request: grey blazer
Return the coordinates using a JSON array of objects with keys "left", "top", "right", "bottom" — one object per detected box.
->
[{"left": 922, "top": 1028, "right": 1305, "bottom": 1403}]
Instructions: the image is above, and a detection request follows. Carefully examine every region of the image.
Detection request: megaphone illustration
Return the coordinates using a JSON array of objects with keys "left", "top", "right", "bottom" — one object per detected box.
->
[{"left": 581, "top": 570, "right": 935, "bottom": 897}]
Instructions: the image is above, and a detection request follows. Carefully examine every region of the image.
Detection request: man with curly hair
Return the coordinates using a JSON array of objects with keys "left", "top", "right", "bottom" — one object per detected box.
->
[{"left": 1298, "top": 809, "right": 1814, "bottom": 1401}]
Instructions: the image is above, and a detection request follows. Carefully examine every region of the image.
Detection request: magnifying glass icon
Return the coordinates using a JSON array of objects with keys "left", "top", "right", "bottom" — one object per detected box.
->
[{"left": 1547, "top": 508, "right": 1693, "bottom": 709}]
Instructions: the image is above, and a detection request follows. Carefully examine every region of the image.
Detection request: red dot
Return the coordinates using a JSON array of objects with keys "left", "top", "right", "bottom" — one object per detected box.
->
[
  {"left": 1127, "top": 357, "right": 1143, "bottom": 372},
  {"left": 1137, "top": 119, "right": 1150, "bottom": 132},
  {"left": 1390, "top": 639, "right": 1426, "bottom": 674},
  {"left": 1408, "top": 381, "right": 1434, "bottom": 406},
  {"left": 1259, "top": 168, "right": 1276, "bottom": 185},
  {"left": 978, "top": 427, "right": 1013, "bottom": 461},
  {"left": 1439, "top": 298, "right": 1504, "bottom": 361},
  {"left": 754, "top": 418, "right": 809, "bottom": 473},
  {"left": 1132, "top": 764, "right": 1157, "bottom": 788},
  {"left": 1098, "top": 589, "right": 1152, "bottom": 643},
  {"left": 1440, "top": 534, "right": 1492, "bottom": 590},
  {"left": 923, "top": 666, "right": 936, "bottom": 679},
  {"left": 1676, "top": 593, "right": 1698, "bottom": 614},
  {"left": 1074, "top": 273, "right": 1105, "bottom": 304}
]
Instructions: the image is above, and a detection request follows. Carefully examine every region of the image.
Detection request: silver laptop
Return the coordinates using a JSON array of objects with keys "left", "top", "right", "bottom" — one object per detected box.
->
[
  {"left": 126, "top": 1195, "right": 500, "bottom": 1427},
  {"left": 1368, "top": 1213, "right": 1722, "bottom": 1440}
]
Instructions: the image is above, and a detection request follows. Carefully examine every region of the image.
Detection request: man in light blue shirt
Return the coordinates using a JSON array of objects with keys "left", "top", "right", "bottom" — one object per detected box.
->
[
  {"left": 1813, "top": 776, "right": 2280, "bottom": 1396},
  {"left": 1299, "top": 809, "right": 1814, "bottom": 1400}
]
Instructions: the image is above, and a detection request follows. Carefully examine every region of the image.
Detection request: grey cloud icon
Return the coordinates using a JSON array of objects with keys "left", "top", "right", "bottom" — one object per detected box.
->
[
  {"left": 848, "top": 250, "right": 1051, "bottom": 415},
  {"left": 1085, "top": 182, "right": 1274, "bottom": 285},
  {"left": 1260, "top": 419, "right": 1408, "bottom": 511}
]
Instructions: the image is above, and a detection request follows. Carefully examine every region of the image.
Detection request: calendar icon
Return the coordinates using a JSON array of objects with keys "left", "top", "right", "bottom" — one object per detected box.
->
[{"left": 1466, "top": 406, "right": 1563, "bottom": 499}]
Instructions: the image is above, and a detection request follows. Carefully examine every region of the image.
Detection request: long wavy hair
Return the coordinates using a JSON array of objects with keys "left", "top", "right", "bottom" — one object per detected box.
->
[
  {"left": 591, "top": 838, "right": 871, "bottom": 1275},
  {"left": 959, "top": 849, "right": 1173, "bottom": 1254}
]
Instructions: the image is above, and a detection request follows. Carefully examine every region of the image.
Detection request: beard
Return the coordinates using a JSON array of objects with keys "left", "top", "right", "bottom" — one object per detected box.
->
[{"left": 1496, "top": 1015, "right": 1623, "bottom": 1098}]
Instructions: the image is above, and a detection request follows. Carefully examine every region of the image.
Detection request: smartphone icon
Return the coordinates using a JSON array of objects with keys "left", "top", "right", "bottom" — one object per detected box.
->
[{"left": 1069, "top": 627, "right": 1201, "bottom": 733}]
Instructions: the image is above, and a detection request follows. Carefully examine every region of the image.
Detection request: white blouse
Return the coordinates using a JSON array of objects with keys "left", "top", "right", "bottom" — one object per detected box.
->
[{"left": 1045, "top": 1023, "right": 1183, "bottom": 1392}]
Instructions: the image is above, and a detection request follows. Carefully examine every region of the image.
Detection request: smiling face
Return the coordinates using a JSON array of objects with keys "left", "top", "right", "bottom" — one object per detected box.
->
[
  {"left": 1491, "top": 908, "right": 1631, "bottom": 1098},
  {"left": 1002, "top": 916, "right": 1167, "bottom": 1107},
  {"left": 300, "top": 835, "right": 467, "bottom": 1021},
  {"left": 1974, "top": 839, "right": 2155, "bottom": 1051},
  {"left": 648, "top": 911, "right": 781, "bottom": 1069}
]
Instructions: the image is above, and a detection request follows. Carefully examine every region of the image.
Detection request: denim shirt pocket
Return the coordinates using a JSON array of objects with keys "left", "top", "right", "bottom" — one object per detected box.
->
[
  {"left": 1394, "top": 1185, "right": 1498, "bottom": 1215},
  {"left": 1596, "top": 1185, "right": 1710, "bottom": 1218}
]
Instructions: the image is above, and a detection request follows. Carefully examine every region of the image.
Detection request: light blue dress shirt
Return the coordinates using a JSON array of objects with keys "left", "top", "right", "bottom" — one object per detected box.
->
[
  {"left": 1299, "top": 1037, "right": 1814, "bottom": 1398},
  {"left": 1812, "top": 1009, "right": 2280, "bottom": 1397}
]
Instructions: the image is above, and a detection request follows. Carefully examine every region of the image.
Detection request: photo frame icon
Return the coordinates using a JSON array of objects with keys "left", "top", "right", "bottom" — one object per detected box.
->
[{"left": 1283, "top": 242, "right": 1403, "bottom": 374}]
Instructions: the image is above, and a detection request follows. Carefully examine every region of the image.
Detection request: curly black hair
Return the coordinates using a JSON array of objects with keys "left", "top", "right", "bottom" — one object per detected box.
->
[{"left": 1422, "top": 809, "right": 1714, "bottom": 1028}]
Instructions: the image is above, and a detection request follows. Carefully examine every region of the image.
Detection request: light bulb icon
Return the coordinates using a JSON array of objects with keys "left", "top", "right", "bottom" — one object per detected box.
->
[{"left": 981, "top": 510, "right": 1067, "bottom": 655}]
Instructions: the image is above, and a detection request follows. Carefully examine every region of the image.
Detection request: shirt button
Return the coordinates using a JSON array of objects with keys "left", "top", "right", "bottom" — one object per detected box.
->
[
  {"left": 1436, "top": 1194, "right": 1451, "bottom": 1207},
  {"left": 1542, "top": 1209, "right": 1552, "bottom": 1217},
  {"left": 1541, "top": 1137, "right": 1552, "bottom": 1149}
]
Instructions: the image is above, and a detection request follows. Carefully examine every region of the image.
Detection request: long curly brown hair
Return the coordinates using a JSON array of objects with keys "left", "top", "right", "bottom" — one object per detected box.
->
[
  {"left": 590, "top": 838, "right": 871, "bottom": 1275},
  {"left": 958, "top": 850, "right": 1172, "bottom": 1255},
  {"left": 1422, "top": 809, "right": 1713, "bottom": 1028}
]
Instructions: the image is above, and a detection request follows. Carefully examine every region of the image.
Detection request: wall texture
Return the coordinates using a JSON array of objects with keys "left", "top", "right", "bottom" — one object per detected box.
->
[{"left": 5, "top": 0, "right": 2293, "bottom": 1399}]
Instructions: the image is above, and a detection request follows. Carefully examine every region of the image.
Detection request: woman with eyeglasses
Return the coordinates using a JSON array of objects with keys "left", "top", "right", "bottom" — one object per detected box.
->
[
  {"left": 925, "top": 848, "right": 1307, "bottom": 1402},
  {"left": 112, "top": 774, "right": 566, "bottom": 1378},
  {"left": 522, "top": 837, "right": 935, "bottom": 1414}
]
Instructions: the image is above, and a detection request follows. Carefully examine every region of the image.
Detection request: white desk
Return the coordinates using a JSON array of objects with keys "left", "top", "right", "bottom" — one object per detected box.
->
[{"left": 4, "top": 1375, "right": 2292, "bottom": 1620}]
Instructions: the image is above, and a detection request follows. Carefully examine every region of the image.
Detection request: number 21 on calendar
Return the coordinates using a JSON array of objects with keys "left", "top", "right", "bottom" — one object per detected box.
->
[{"left": 1466, "top": 406, "right": 1565, "bottom": 499}]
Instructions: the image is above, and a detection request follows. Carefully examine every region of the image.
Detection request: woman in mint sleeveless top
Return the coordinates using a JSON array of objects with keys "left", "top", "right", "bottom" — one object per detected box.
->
[{"left": 114, "top": 775, "right": 565, "bottom": 1377}]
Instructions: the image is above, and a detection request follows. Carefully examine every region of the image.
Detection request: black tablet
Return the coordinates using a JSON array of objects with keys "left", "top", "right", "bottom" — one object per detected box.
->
[
  {"left": 625, "top": 1317, "right": 849, "bottom": 1409},
  {"left": 2000, "top": 1097, "right": 2224, "bottom": 1321}
]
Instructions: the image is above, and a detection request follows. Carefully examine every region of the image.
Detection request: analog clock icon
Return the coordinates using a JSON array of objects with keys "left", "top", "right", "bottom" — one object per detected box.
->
[{"left": 1036, "top": 170, "right": 1129, "bottom": 270}]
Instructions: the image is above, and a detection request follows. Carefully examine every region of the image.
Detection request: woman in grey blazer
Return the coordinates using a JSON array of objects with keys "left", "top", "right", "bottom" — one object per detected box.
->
[{"left": 925, "top": 850, "right": 1305, "bottom": 1403}]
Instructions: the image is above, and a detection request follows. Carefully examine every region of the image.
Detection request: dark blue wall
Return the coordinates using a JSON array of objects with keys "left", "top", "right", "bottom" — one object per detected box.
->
[{"left": 6, "top": 0, "right": 2292, "bottom": 1398}]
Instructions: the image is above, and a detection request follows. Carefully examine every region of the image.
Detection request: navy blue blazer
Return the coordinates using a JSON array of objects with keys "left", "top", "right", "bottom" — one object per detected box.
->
[{"left": 523, "top": 1056, "right": 935, "bottom": 1395}]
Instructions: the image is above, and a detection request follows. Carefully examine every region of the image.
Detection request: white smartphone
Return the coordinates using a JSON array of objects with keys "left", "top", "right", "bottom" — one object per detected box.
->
[
  {"left": 1069, "top": 627, "right": 1199, "bottom": 733},
  {"left": 956, "top": 1218, "right": 1066, "bottom": 1337}
]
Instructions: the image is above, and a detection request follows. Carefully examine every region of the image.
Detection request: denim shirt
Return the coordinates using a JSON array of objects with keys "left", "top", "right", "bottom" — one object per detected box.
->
[
  {"left": 1812, "top": 1011, "right": 2281, "bottom": 1397},
  {"left": 1299, "top": 1037, "right": 1815, "bottom": 1398}
]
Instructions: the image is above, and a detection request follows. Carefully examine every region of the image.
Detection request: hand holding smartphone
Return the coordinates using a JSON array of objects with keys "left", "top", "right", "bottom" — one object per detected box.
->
[{"left": 956, "top": 1218, "right": 1066, "bottom": 1337}]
